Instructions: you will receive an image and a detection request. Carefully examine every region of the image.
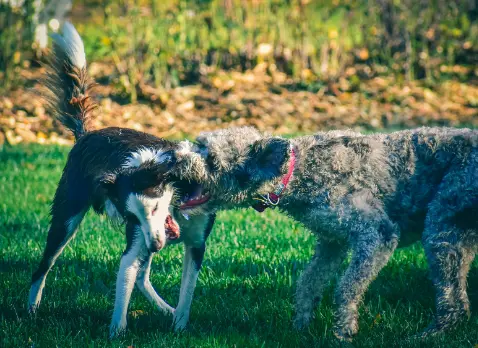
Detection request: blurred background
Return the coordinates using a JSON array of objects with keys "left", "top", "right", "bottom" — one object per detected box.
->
[{"left": 0, "top": 0, "right": 477, "bottom": 145}]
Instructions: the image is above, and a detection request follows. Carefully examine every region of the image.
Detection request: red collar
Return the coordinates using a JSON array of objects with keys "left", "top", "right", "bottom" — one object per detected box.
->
[{"left": 252, "top": 145, "right": 296, "bottom": 213}]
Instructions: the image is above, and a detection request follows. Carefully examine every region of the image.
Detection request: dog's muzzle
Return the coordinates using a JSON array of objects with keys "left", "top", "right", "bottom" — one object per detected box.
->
[{"left": 165, "top": 215, "right": 180, "bottom": 240}]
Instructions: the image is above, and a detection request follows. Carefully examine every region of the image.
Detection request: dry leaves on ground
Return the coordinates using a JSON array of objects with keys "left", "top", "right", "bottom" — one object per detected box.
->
[{"left": 1, "top": 63, "right": 476, "bottom": 146}]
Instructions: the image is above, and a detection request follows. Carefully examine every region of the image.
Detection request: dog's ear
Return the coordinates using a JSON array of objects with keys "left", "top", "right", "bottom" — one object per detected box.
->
[
  {"left": 129, "top": 161, "right": 175, "bottom": 195},
  {"left": 156, "top": 150, "right": 177, "bottom": 171},
  {"left": 131, "top": 167, "right": 160, "bottom": 191},
  {"left": 246, "top": 137, "right": 289, "bottom": 183},
  {"left": 127, "top": 150, "right": 176, "bottom": 191}
]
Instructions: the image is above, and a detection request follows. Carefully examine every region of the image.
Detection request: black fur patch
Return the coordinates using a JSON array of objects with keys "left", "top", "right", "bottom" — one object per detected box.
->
[
  {"left": 246, "top": 137, "right": 289, "bottom": 183},
  {"left": 203, "top": 213, "right": 216, "bottom": 240},
  {"left": 191, "top": 245, "right": 206, "bottom": 272},
  {"left": 191, "top": 214, "right": 216, "bottom": 271},
  {"left": 124, "top": 217, "right": 140, "bottom": 255}
]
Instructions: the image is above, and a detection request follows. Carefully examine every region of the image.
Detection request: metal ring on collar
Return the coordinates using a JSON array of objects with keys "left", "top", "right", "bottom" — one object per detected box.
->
[{"left": 266, "top": 193, "right": 280, "bottom": 206}]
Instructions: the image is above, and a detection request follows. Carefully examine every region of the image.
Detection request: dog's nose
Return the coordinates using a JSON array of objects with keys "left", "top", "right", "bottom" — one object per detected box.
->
[{"left": 150, "top": 238, "right": 163, "bottom": 252}]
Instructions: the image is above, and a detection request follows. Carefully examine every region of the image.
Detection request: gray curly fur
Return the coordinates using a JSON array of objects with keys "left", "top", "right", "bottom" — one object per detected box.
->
[{"left": 173, "top": 126, "right": 478, "bottom": 340}]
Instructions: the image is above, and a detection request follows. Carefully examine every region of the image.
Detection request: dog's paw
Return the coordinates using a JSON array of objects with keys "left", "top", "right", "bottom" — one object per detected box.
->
[
  {"left": 333, "top": 323, "right": 358, "bottom": 343},
  {"left": 109, "top": 322, "right": 127, "bottom": 339},
  {"left": 161, "top": 304, "right": 175, "bottom": 316},
  {"left": 333, "top": 312, "right": 358, "bottom": 342},
  {"left": 172, "top": 311, "right": 189, "bottom": 332},
  {"left": 28, "top": 288, "right": 43, "bottom": 315},
  {"left": 293, "top": 313, "right": 312, "bottom": 330},
  {"left": 333, "top": 329, "right": 354, "bottom": 343},
  {"left": 28, "top": 303, "right": 38, "bottom": 315},
  {"left": 172, "top": 318, "right": 188, "bottom": 332}
]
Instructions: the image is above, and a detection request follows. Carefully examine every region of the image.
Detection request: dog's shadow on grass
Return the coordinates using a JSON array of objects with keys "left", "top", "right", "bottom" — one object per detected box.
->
[
  {"left": 178, "top": 256, "right": 478, "bottom": 341},
  {"left": 2, "top": 250, "right": 478, "bottom": 344}
]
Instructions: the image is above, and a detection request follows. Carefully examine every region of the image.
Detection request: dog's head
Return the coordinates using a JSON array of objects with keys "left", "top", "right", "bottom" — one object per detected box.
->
[
  {"left": 98, "top": 152, "right": 179, "bottom": 252},
  {"left": 172, "top": 127, "right": 290, "bottom": 213}
]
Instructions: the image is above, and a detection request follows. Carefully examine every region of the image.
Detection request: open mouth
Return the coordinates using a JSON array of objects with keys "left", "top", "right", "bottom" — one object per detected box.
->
[
  {"left": 165, "top": 215, "right": 180, "bottom": 240},
  {"left": 179, "top": 185, "right": 211, "bottom": 210}
]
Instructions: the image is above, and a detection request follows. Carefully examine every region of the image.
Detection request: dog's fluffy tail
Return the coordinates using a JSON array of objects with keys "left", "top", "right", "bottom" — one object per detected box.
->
[{"left": 43, "top": 22, "right": 96, "bottom": 141}]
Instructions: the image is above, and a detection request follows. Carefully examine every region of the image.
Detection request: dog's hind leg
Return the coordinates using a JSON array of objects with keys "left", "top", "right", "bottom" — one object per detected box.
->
[
  {"left": 136, "top": 252, "right": 174, "bottom": 315},
  {"left": 457, "top": 240, "right": 476, "bottom": 322},
  {"left": 420, "top": 223, "right": 476, "bottom": 337},
  {"left": 293, "top": 241, "right": 347, "bottom": 330},
  {"left": 333, "top": 218, "right": 399, "bottom": 341},
  {"left": 29, "top": 176, "right": 89, "bottom": 313},
  {"left": 110, "top": 221, "right": 146, "bottom": 338},
  {"left": 418, "top": 161, "right": 478, "bottom": 338},
  {"left": 173, "top": 213, "right": 216, "bottom": 331}
]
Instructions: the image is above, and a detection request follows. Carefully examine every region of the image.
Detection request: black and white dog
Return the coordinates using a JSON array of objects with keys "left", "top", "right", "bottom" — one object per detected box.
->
[{"left": 28, "top": 22, "right": 215, "bottom": 337}]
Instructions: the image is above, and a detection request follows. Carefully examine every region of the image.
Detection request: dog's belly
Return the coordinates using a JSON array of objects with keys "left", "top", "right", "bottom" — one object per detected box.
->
[
  {"left": 397, "top": 229, "right": 422, "bottom": 248},
  {"left": 388, "top": 205, "right": 426, "bottom": 247},
  {"left": 285, "top": 200, "right": 427, "bottom": 248},
  {"left": 399, "top": 223, "right": 424, "bottom": 247},
  {"left": 284, "top": 205, "right": 350, "bottom": 242}
]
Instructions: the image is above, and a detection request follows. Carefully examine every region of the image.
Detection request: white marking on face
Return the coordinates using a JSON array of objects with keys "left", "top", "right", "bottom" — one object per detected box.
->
[
  {"left": 125, "top": 188, "right": 173, "bottom": 250},
  {"left": 122, "top": 147, "right": 169, "bottom": 169}
]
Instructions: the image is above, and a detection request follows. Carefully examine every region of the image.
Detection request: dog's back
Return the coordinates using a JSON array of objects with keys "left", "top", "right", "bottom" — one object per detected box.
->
[{"left": 380, "top": 127, "right": 478, "bottom": 237}]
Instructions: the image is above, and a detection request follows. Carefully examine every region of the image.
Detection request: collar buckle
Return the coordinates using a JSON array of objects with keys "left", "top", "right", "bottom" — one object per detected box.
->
[
  {"left": 265, "top": 193, "right": 280, "bottom": 206},
  {"left": 252, "top": 194, "right": 279, "bottom": 212},
  {"left": 252, "top": 145, "right": 296, "bottom": 213}
]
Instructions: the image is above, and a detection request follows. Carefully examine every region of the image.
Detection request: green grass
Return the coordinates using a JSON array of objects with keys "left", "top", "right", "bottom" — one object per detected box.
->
[{"left": 1, "top": 144, "right": 478, "bottom": 347}]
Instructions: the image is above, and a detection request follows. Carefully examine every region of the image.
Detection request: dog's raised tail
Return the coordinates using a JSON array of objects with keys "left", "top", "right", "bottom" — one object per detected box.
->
[{"left": 43, "top": 22, "right": 96, "bottom": 141}]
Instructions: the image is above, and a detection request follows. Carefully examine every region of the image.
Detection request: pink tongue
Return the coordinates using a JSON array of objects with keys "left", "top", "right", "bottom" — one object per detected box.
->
[{"left": 180, "top": 195, "right": 210, "bottom": 209}]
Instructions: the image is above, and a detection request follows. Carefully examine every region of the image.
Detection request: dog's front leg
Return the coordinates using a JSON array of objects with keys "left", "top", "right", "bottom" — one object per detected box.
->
[
  {"left": 333, "top": 219, "right": 398, "bottom": 341},
  {"left": 172, "top": 244, "right": 204, "bottom": 331},
  {"left": 293, "top": 240, "right": 348, "bottom": 330},
  {"left": 110, "top": 222, "right": 145, "bottom": 338},
  {"left": 136, "top": 253, "right": 174, "bottom": 315},
  {"left": 172, "top": 213, "right": 216, "bottom": 331}
]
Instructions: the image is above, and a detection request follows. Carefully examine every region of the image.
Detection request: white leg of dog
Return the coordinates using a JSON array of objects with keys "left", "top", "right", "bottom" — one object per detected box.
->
[
  {"left": 136, "top": 253, "right": 174, "bottom": 315},
  {"left": 171, "top": 213, "right": 215, "bottom": 331},
  {"left": 28, "top": 274, "right": 47, "bottom": 313},
  {"left": 29, "top": 209, "right": 87, "bottom": 313},
  {"left": 173, "top": 244, "right": 201, "bottom": 331},
  {"left": 109, "top": 227, "right": 145, "bottom": 338}
]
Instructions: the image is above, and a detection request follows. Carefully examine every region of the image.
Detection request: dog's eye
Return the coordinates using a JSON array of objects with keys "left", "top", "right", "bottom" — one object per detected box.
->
[{"left": 151, "top": 203, "right": 158, "bottom": 216}]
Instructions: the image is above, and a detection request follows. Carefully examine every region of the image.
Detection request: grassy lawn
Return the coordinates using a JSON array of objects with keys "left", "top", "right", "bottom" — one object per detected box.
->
[{"left": 1, "top": 144, "right": 477, "bottom": 347}]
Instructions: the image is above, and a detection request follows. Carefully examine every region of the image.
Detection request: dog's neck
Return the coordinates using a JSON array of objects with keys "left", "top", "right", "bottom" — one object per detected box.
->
[{"left": 252, "top": 145, "right": 296, "bottom": 212}]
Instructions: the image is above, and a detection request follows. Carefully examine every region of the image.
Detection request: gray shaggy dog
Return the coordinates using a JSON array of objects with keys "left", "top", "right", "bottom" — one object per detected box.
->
[{"left": 173, "top": 126, "right": 477, "bottom": 340}]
